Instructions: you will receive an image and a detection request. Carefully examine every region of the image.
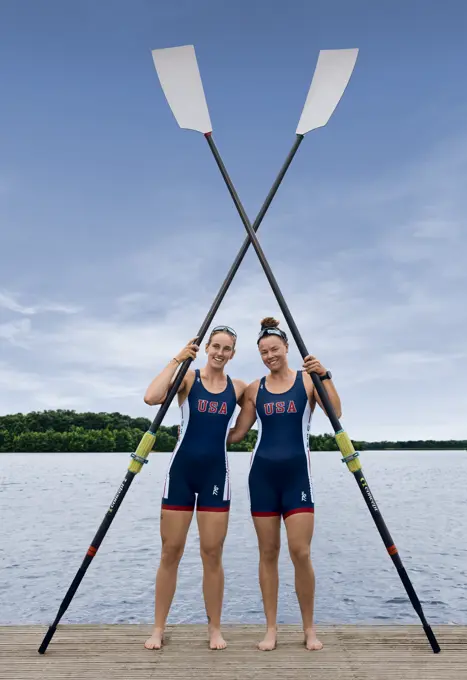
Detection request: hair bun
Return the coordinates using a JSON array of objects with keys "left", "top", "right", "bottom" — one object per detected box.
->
[{"left": 260, "top": 316, "right": 280, "bottom": 329}]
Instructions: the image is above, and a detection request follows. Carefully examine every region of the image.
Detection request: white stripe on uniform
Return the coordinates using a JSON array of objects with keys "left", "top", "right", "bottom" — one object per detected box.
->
[
  {"left": 163, "top": 397, "right": 190, "bottom": 499},
  {"left": 223, "top": 410, "right": 236, "bottom": 501},
  {"left": 301, "top": 401, "right": 314, "bottom": 503}
]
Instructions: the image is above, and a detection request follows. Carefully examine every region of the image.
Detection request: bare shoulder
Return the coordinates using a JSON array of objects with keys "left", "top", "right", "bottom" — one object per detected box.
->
[
  {"left": 301, "top": 369, "right": 312, "bottom": 387},
  {"left": 183, "top": 368, "right": 196, "bottom": 388},
  {"left": 231, "top": 378, "right": 248, "bottom": 403},
  {"left": 177, "top": 368, "right": 196, "bottom": 402},
  {"left": 246, "top": 378, "right": 261, "bottom": 402},
  {"left": 231, "top": 377, "right": 247, "bottom": 391}
]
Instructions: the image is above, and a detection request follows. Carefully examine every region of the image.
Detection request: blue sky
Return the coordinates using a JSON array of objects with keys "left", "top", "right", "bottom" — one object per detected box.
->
[{"left": 1, "top": 0, "right": 467, "bottom": 440}]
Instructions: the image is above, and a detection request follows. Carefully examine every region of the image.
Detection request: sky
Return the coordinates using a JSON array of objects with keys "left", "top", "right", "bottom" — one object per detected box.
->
[{"left": 1, "top": 0, "right": 467, "bottom": 441}]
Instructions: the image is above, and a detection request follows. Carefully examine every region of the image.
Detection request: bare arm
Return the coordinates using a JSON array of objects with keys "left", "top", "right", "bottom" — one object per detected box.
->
[
  {"left": 232, "top": 378, "right": 248, "bottom": 406},
  {"left": 302, "top": 355, "right": 342, "bottom": 419},
  {"left": 227, "top": 381, "right": 258, "bottom": 444},
  {"left": 312, "top": 377, "right": 342, "bottom": 419},
  {"left": 144, "top": 337, "right": 198, "bottom": 406}
]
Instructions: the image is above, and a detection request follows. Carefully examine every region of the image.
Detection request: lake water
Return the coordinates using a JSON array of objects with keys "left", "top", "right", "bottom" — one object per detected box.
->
[{"left": 1, "top": 450, "right": 466, "bottom": 626}]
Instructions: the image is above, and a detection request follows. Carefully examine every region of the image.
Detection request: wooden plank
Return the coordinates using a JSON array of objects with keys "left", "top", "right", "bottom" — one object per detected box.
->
[{"left": 0, "top": 625, "right": 465, "bottom": 680}]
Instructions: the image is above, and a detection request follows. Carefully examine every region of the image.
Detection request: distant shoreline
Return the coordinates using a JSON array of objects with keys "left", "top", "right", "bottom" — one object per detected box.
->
[
  {"left": 1, "top": 410, "right": 466, "bottom": 454},
  {"left": 2, "top": 448, "right": 466, "bottom": 454}
]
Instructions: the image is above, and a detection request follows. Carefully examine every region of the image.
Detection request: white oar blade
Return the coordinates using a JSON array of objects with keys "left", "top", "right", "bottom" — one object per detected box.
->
[
  {"left": 151, "top": 45, "right": 212, "bottom": 134},
  {"left": 296, "top": 48, "right": 359, "bottom": 135}
]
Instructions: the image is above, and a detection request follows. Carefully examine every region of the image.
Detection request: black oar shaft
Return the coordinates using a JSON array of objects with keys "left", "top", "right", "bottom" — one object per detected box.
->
[
  {"left": 38, "top": 472, "right": 135, "bottom": 653},
  {"left": 205, "top": 134, "right": 340, "bottom": 429},
  {"left": 205, "top": 133, "right": 440, "bottom": 654},
  {"left": 147, "top": 133, "right": 304, "bottom": 435},
  {"left": 38, "top": 135, "right": 304, "bottom": 654},
  {"left": 353, "top": 468, "right": 439, "bottom": 649}
]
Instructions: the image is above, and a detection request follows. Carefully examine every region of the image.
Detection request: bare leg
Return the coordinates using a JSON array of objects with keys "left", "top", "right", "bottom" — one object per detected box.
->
[
  {"left": 197, "top": 509, "right": 229, "bottom": 649},
  {"left": 284, "top": 512, "right": 322, "bottom": 651},
  {"left": 252, "top": 515, "right": 281, "bottom": 651},
  {"left": 144, "top": 509, "right": 193, "bottom": 649}
]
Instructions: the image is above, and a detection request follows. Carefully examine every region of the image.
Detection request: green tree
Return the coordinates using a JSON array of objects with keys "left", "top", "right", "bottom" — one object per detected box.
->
[
  {"left": 114, "top": 429, "right": 134, "bottom": 452},
  {"left": 2, "top": 409, "right": 466, "bottom": 453},
  {"left": 153, "top": 431, "right": 177, "bottom": 452},
  {"left": 0, "top": 429, "right": 14, "bottom": 452}
]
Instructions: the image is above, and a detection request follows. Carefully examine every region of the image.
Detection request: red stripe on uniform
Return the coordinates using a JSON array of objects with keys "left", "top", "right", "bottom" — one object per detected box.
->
[
  {"left": 197, "top": 506, "right": 230, "bottom": 512},
  {"left": 283, "top": 507, "right": 315, "bottom": 519},
  {"left": 251, "top": 511, "right": 281, "bottom": 517},
  {"left": 161, "top": 504, "right": 194, "bottom": 511}
]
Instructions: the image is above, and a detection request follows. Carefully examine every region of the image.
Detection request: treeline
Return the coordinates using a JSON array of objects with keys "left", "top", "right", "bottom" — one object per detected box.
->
[
  {"left": 0, "top": 410, "right": 251, "bottom": 453},
  {"left": 0, "top": 410, "right": 465, "bottom": 453},
  {"left": 0, "top": 411, "right": 179, "bottom": 453},
  {"left": 357, "top": 439, "right": 467, "bottom": 450}
]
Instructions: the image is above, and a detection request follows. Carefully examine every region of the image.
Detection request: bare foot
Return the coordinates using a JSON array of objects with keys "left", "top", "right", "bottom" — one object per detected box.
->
[
  {"left": 304, "top": 626, "right": 323, "bottom": 651},
  {"left": 209, "top": 625, "right": 227, "bottom": 650},
  {"left": 144, "top": 627, "right": 164, "bottom": 650},
  {"left": 258, "top": 627, "right": 277, "bottom": 651}
]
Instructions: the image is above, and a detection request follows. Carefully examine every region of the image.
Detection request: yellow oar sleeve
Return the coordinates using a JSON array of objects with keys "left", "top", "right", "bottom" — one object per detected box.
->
[
  {"left": 335, "top": 430, "right": 362, "bottom": 473},
  {"left": 128, "top": 431, "right": 157, "bottom": 474}
]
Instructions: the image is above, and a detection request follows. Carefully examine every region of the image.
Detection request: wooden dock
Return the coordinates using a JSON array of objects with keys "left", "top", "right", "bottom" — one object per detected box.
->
[{"left": 0, "top": 624, "right": 465, "bottom": 679}]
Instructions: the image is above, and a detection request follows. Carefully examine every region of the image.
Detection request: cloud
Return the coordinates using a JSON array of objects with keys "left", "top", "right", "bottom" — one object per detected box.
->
[
  {"left": 0, "top": 362, "right": 161, "bottom": 418},
  {"left": 0, "top": 127, "right": 466, "bottom": 440},
  {"left": 0, "top": 290, "right": 81, "bottom": 316},
  {"left": 0, "top": 319, "right": 32, "bottom": 347},
  {"left": 0, "top": 362, "right": 43, "bottom": 393}
]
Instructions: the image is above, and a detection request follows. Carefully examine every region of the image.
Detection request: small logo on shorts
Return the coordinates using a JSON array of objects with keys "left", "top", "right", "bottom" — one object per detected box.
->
[
  {"left": 301, "top": 491, "right": 307, "bottom": 502},
  {"left": 213, "top": 485, "right": 219, "bottom": 496}
]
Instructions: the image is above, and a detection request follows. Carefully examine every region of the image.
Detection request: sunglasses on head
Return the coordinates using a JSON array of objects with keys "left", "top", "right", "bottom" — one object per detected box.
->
[
  {"left": 257, "top": 327, "right": 288, "bottom": 344},
  {"left": 211, "top": 325, "right": 237, "bottom": 338}
]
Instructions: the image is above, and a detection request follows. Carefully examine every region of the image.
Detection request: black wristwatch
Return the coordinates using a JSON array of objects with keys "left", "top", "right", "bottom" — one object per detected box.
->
[{"left": 319, "top": 370, "right": 332, "bottom": 381}]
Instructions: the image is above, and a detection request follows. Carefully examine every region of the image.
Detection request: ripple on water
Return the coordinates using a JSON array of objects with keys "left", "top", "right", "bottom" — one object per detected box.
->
[
  {"left": 385, "top": 597, "right": 414, "bottom": 604},
  {"left": 374, "top": 615, "right": 392, "bottom": 620},
  {"left": 1, "top": 450, "right": 467, "bottom": 625}
]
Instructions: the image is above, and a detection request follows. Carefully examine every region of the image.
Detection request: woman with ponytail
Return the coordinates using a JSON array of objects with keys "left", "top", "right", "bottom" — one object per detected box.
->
[{"left": 228, "top": 317, "right": 342, "bottom": 651}]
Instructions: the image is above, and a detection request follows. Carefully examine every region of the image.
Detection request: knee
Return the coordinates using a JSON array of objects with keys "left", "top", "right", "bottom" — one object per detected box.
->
[
  {"left": 289, "top": 544, "right": 311, "bottom": 567},
  {"left": 200, "top": 543, "right": 223, "bottom": 569},
  {"left": 259, "top": 543, "right": 280, "bottom": 564},
  {"left": 160, "top": 542, "right": 184, "bottom": 568}
]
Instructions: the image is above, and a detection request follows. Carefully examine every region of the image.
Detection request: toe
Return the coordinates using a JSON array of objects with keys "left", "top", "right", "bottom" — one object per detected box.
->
[
  {"left": 258, "top": 641, "right": 275, "bottom": 651},
  {"left": 210, "top": 637, "right": 227, "bottom": 650},
  {"left": 305, "top": 639, "right": 323, "bottom": 651},
  {"left": 144, "top": 636, "right": 162, "bottom": 650}
]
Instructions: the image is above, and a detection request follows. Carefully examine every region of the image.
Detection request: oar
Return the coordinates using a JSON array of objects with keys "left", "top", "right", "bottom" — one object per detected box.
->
[
  {"left": 153, "top": 46, "right": 441, "bottom": 654},
  {"left": 37, "top": 44, "right": 350, "bottom": 655}
]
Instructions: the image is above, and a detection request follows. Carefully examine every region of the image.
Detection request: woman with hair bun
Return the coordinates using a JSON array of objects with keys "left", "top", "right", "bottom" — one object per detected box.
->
[
  {"left": 143, "top": 325, "right": 247, "bottom": 651},
  {"left": 228, "top": 317, "right": 342, "bottom": 652}
]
